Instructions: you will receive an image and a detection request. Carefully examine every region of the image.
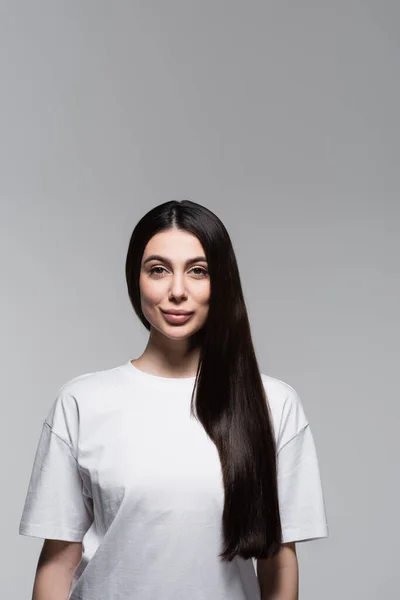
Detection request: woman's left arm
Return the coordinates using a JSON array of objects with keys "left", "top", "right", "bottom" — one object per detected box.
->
[{"left": 256, "top": 542, "right": 298, "bottom": 600}]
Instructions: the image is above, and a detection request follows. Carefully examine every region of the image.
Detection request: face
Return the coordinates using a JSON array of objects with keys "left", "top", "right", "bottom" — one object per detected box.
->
[{"left": 139, "top": 228, "right": 210, "bottom": 340}]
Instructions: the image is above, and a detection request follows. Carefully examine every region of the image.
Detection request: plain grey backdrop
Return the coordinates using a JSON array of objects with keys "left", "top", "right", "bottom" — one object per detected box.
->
[{"left": 1, "top": 2, "right": 399, "bottom": 598}]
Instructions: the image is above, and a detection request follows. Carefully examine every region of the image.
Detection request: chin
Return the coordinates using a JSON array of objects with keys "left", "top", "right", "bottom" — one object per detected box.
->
[
  {"left": 159, "top": 322, "right": 200, "bottom": 338},
  {"left": 163, "top": 326, "right": 196, "bottom": 338}
]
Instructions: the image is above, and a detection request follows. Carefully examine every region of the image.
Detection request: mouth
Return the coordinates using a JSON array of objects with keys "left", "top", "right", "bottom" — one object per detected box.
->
[
  {"left": 161, "top": 310, "right": 194, "bottom": 324},
  {"left": 161, "top": 310, "right": 194, "bottom": 315}
]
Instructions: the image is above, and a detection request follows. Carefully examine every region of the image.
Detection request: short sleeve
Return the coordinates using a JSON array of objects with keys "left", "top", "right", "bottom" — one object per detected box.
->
[
  {"left": 19, "top": 388, "right": 94, "bottom": 542},
  {"left": 276, "top": 386, "right": 329, "bottom": 543},
  {"left": 277, "top": 423, "right": 329, "bottom": 543}
]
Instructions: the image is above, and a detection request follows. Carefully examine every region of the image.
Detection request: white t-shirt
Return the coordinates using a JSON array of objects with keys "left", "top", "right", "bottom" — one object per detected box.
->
[{"left": 19, "top": 360, "right": 329, "bottom": 600}]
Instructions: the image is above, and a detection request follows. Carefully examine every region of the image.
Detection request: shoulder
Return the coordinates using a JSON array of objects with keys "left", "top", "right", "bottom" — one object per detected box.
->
[
  {"left": 259, "top": 373, "right": 309, "bottom": 451},
  {"left": 45, "top": 364, "right": 125, "bottom": 431},
  {"left": 55, "top": 363, "right": 125, "bottom": 399}
]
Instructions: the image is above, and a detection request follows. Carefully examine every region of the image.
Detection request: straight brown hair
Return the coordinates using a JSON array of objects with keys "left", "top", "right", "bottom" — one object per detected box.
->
[{"left": 125, "top": 200, "right": 282, "bottom": 561}]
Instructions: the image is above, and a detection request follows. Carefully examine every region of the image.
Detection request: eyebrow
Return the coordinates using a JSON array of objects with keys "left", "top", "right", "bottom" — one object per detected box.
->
[{"left": 142, "top": 254, "right": 208, "bottom": 267}]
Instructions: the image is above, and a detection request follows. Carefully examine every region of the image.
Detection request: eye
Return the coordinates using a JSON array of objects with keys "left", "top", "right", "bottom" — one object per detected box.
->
[
  {"left": 149, "top": 266, "right": 167, "bottom": 277},
  {"left": 190, "top": 267, "right": 208, "bottom": 277},
  {"left": 148, "top": 266, "right": 208, "bottom": 278}
]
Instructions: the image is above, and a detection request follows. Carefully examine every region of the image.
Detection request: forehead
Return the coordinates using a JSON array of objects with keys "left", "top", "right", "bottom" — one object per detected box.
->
[{"left": 143, "top": 229, "right": 205, "bottom": 259}]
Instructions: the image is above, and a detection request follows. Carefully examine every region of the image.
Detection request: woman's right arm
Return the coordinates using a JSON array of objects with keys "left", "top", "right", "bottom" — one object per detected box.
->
[{"left": 32, "top": 539, "right": 82, "bottom": 600}]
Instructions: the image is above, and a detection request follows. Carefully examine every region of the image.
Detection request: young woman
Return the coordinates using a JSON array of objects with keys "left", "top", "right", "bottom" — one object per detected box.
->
[{"left": 19, "top": 200, "right": 329, "bottom": 600}]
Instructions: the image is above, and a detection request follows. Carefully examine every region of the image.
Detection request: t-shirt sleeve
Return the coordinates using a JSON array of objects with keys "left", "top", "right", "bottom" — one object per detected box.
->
[
  {"left": 276, "top": 387, "right": 329, "bottom": 543},
  {"left": 19, "top": 387, "right": 94, "bottom": 542}
]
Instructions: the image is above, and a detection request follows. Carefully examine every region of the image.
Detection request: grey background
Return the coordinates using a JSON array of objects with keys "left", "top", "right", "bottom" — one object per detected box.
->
[{"left": 1, "top": 2, "right": 398, "bottom": 598}]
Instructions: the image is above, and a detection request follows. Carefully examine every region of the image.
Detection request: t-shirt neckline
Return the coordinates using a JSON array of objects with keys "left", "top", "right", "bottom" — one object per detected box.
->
[{"left": 124, "top": 360, "right": 197, "bottom": 388}]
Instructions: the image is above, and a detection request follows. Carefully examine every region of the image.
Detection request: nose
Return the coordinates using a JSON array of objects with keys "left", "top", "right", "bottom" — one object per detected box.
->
[{"left": 169, "top": 273, "right": 187, "bottom": 300}]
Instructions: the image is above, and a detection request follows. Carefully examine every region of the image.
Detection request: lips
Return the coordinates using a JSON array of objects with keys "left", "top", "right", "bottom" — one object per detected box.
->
[
  {"left": 161, "top": 311, "right": 194, "bottom": 324},
  {"left": 162, "top": 310, "right": 193, "bottom": 315}
]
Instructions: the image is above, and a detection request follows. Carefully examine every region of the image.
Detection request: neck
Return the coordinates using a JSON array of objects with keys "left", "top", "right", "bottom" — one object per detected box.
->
[{"left": 132, "top": 329, "right": 202, "bottom": 378}]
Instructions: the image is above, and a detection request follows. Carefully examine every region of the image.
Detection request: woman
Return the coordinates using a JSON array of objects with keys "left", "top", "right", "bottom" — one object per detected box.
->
[{"left": 19, "top": 200, "right": 329, "bottom": 600}]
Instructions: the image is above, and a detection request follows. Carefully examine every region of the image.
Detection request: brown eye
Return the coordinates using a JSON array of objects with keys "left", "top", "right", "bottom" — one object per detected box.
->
[
  {"left": 149, "top": 266, "right": 167, "bottom": 277},
  {"left": 148, "top": 266, "right": 208, "bottom": 278},
  {"left": 191, "top": 267, "right": 208, "bottom": 277}
]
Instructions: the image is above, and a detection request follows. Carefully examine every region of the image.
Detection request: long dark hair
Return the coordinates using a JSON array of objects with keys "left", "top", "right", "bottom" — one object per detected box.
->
[{"left": 125, "top": 200, "right": 282, "bottom": 561}]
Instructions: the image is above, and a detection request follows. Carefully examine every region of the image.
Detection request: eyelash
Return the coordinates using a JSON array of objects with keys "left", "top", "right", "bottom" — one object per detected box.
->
[{"left": 149, "top": 266, "right": 208, "bottom": 278}]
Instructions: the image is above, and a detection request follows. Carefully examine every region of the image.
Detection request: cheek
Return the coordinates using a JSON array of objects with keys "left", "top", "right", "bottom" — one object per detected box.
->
[
  {"left": 139, "top": 277, "right": 164, "bottom": 306},
  {"left": 194, "top": 282, "right": 211, "bottom": 307}
]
